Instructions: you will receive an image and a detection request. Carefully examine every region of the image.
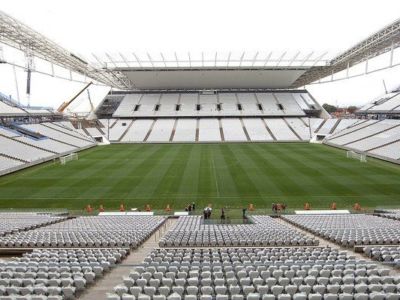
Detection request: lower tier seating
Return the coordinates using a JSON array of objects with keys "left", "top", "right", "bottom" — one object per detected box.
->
[
  {"left": 0, "top": 248, "right": 128, "bottom": 299},
  {"left": 0, "top": 122, "right": 96, "bottom": 176},
  {"left": 0, "top": 216, "right": 166, "bottom": 249},
  {"left": 282, "top": 215, "right": 400, "bottom": 247},
  {"left": 324, "top": 119, "right": 400, "bottom": 163},
  {"left": 364, "top": 246, "right": 400, "bottom": 268},
  {"left": 159, "top": 216, "right": 318, "bottom": 247},
  {"left": 107, "top": 247, "right": 400, "bottom": 300}
]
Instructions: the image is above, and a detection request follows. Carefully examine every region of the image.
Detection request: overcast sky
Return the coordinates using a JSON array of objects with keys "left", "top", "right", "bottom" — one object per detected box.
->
[{"left": 1, "top": 0, "right": 400, "bottom": 111}]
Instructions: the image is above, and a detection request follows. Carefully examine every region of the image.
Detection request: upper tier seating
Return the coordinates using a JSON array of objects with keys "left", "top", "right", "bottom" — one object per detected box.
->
[
  {"left": 359, "top": 92, "right": 400, "bottom": 113},
  {"left": 282, "top": 214, "right": 400, "bottom": 247},
  {"left": 158, "top": 216, "right": 317, "bottom": 247},
  {"left": 112, "top": 92, "right": 318, "bottom": 118},
  {"left": 0, "top": 216, "right": 165, "bottom": 248},
  {"left": 107, "top": 247, "right": 400, "bottom": 300}
]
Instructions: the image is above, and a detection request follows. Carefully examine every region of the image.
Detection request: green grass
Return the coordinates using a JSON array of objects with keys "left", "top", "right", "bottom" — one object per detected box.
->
[{"left": 0, "top": 143, "right": 400, "bottom": 211}]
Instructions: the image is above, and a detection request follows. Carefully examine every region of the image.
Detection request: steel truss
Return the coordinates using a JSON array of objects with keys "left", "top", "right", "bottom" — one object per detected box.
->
[
  {"left": 0, "top": 10, "right": 132, "bottom": 89},
  {"left": 292, "top": 17, "right": 400, "bottom": 87},
  {"left": 1, "top": 8, "right": 400, "bottom": 90}
]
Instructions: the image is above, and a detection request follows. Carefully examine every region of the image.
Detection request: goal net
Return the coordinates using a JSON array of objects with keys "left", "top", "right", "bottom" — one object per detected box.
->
[
  {"left": 60, "top": 153, "right": 78, "bottom": 165},
  {"left": 346, "top": 150, "right": 367, "bottom": 162}
]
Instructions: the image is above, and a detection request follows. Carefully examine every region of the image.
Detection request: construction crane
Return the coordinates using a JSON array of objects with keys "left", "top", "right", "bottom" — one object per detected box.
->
[{"left": 57, "top": 81, "right": 93, "bottom": 113}]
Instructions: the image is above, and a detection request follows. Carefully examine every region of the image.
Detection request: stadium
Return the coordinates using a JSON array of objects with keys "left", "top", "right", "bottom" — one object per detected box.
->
[{"left": 0, "top": 1, "right": 400, "bottom": 299}]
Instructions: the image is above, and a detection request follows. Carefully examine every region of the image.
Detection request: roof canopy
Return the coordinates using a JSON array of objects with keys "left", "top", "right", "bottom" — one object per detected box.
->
[
  {"left": 1, "top": 9, "right": 400, "bottom": 90},
  {"left": 119, "top": 67, "right": 308, "bottom": 90}
]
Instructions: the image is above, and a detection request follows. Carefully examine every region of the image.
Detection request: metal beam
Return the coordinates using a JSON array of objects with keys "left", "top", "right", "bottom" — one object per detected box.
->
[
  {"left": 292, "top": 17, "right": 400, "bottom": 87},
  {"left": 0, "top": 10, "right": 131, "bottom": 89}
]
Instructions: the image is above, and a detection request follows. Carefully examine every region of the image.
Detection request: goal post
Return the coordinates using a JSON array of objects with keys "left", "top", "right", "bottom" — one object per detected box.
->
[
  {"left": 60, "top": 153, "right": 78, "bottom": 165},
  {"left": 346, "top": 150, "right": 367, "bottom": 162}
]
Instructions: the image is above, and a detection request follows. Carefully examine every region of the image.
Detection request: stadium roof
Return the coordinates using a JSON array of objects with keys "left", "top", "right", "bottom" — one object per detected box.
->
[
  {"left": 1, "top": 9, "right": 400, "bottom": 90},
  {"left": 117, "top": 67, "right": 308, "bottom": 90}
]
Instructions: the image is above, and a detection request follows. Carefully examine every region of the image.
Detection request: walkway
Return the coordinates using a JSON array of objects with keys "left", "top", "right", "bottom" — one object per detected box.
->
[{"left": 79, "top": 218, "right": 176, "bottom": 299}]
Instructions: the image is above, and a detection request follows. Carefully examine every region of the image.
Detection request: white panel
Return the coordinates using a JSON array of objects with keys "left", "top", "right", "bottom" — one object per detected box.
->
[
  {"left": 236, "top": 93, "right": 257, "bottom": 104},
  {"left": 221, "top": 118, "right": 247, "bottom": 141},
  {"left": 198, "top": 103, "right": 219, "bottom": 116},
  {"left": 113, "top": 94, "right": 142, "bottom": 117},
  {"left": 328, "top": 120, "right": 376, "bottom": 139},
  {"left": 309, "top": 118, "right": 324, "bottom": 133},
  {"left": 242, "top": 103, "right": 261, "bottom": 115},
  {"left": 332, "top": 119, "right": 359, "bottom": 133},
  {"left": 121, "top": 119, "right": 153, "bottom": 142},
  {"left": 329, "top": 120, "right": 399, "bottom": 146},
  {"left": 0, "top": 136, "right": 52, "bottom": 162},
  {"left": 173, "top": 119, "right": 197, "bottom": 142},
  {"left": 147, "top": 119, "right": 175, "bottom": 142},
  {"left": 369, "top": 93, "right": 400, "bottom": 111},
  {"left": 317, "top": 119, "right": 338, "bottom": 134},
  {"left": 122, "top": 69, "right": 307, "bottom": 89},
  {"left": 218, "top": 93, "right": 237, "bottom": 104},
  {"left": 0, "top": 101, "right": 26, "bottom": 115},
  {"left": 369, "top": 141, "right": 400, "bottom": 160},
  {"left": 140, "top": 94, "right": 161, "bottom": 104},
  {"left": 292, "top": 93, "right": 310, "bottom": 110},
  {"left": 242, "top": 118, "right": 273, "bottom": 141},
  {"left": 285, "top": 118, "right": 310, "bottom": 140},
  {"left": 108, "top": 120, "right": 132, "bottom": 141},
  {"left": 264, "top": 118, "right": 298, "bottom": 140},
  {"left": 257, "top": 93, "right": 281, "bottom": 115},
  {"left": 159, "top": 94, "right": 179, "bottom": 104},
  {"left": 198, "top": 119, "right": 221, "bottom": 141},
  {"left": 180, "top": 94, "right": 198, "bottom": 105},
  {"left": 347, "top": 126, "right": 400, "bottom": 151},
  {"left": 0, "top": 156, "right": 23, "bottom": 172},
  {"left": 199, "top": 94, "right": 218, "bottom": 104},
  {"left": 274, "top": 93, "right": 305, "bottom": 116},
  {"left": 15, "top": 136, "right": 76, "bottom": 154},
  {"left": 86, "top": 127, "right": 103, "bottom": 137},
  {"left": 21, "top": 124, "right": 92, "bottom": 147}
]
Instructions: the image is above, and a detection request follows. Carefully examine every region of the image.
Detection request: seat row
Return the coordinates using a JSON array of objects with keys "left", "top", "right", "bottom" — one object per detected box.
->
[
  {"left": 0, "top": 248, "right": 128, "bottom": 299},
  {"left": 0, "top": 216, "right": 166, "bottom": 249},
  {"left": 159, "top": 216, "right": 318, "bottom": 247},
  {"left": 0, "top": 213, "right": 67, "bottom": 237},
  {"left": 364, "top": 246, "right": 400, "bottom": 268},
  {"left": 107, "top": 247, "right": 400, "bottom": 300},
  {"left": 282, "top": 215, "right": 400, "bottom": 247}
]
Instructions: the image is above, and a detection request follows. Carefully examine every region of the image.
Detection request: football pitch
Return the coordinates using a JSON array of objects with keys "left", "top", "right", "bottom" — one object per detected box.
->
[{"left": 0, "top": 143, "right": 400, "bottom": 211}]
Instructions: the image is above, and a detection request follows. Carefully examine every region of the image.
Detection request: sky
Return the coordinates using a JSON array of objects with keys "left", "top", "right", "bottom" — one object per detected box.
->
[{"left": 1, "top": 0, "right": 400, "bottom": 111}]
